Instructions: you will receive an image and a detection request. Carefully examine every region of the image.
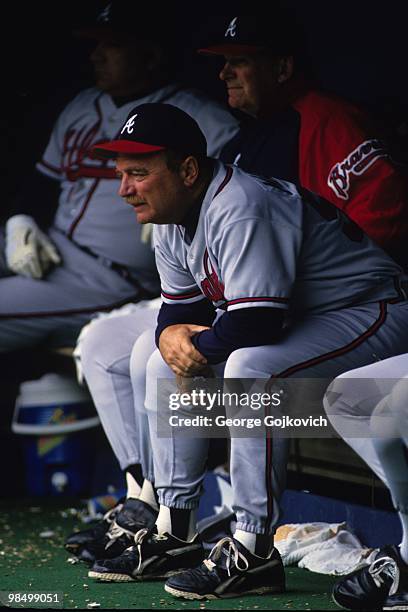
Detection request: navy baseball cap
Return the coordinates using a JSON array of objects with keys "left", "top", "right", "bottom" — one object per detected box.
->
[
  {"left": 92, "top": 103, "right": 207, "bottom": 159},
  {"left": 198, "top": 14, "right": 297, "bottom": 56}
]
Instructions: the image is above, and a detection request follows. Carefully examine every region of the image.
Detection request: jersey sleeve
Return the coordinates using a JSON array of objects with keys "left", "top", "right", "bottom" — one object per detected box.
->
[
  {"left": 154, "top": 236, "right": 203, "bottom": 305},
  {"left": 296, "top": 94, "right": 408, "bottom": 256},
  {"left": 213, "top": 215, "right": 301, "bottom": 311}
]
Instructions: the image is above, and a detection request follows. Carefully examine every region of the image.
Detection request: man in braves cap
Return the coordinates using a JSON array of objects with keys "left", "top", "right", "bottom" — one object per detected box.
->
[
  {"left": 198, "top": 14, "right": 408, "bottom": 268},
  {"left": 84, "top": 102, "right": 408, "bottom": 606},
  {"left": 74, "top": 1, "right": 177, "bottom": 100},
  {"left": 64, "top": 103, "right": 225, "bottom": 563},
  {"left": 198, "top": 13, "right": 303, "bottom": 119}
]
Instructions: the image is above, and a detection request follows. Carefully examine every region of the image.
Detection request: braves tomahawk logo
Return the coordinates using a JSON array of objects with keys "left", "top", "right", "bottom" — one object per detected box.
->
[
  {"left": 328, "top": 139, "right": 388, "bottom": 200},
  {"left": 225, "top": 17, "right": 238, "bottom": 38},
  {"left": 201, "top": 250, "right": 225, "bottom": 303},
  {"left": 97, "top": 2, "right": 112, "bottom": 23}
]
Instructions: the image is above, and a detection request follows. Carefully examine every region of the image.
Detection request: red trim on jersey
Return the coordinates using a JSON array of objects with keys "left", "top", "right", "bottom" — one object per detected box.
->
[
  {"left": 263, "top": 299, "right": 388, "bottom": 532},
  {"left": 388, "top": 277, "right": 408, "bottom": 303},
  {"left": 38, "top": 159, "right": 62, "bottom": 175},
  {"left": 0, "top": 293, "right": 141, "bottom": 319},
  {"left": 66, "top": 126, "right": 86, "bottom": 170},
  {"left": 161, "top": 289, "right": 203, "bottom": 301},
  {"left": 67, "top": 178, "right": 99, "bottom": 239},
  {"left": 213, "top": 166, "right": 233, "bottom": 199},
  {"left": 67, "top": 95, "right": 105, "bottom": 239},
  {"left": 264, "top": 423, "right": 275, "bottom": 537},
  {"left": 227, "top": 296, "right": 289, "bottom": 306},
  {"left": 275, "top": 301, "right": 387, "bottom": 380},
  {"left": 203, "top": 249, "right": 210, "bottom": 277}
]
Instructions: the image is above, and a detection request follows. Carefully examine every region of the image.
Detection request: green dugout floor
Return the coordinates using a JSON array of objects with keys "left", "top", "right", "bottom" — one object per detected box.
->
[{"left": 0, "top": 500, "right": 339, "bottom": 610}]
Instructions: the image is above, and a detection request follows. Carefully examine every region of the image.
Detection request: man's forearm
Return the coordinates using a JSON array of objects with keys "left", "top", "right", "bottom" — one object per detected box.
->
[
  {"left": 155, "top": 299, "right": 216, "bottom": 348},
  {"left": 192, "top": 307, "right": 284, "bottom": 364}
]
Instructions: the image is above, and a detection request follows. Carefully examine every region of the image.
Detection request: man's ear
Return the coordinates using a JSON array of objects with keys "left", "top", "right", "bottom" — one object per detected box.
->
[
  {"left": 179, "top": 156, "right": 200, "bottom": 187},
  {"left": 277, "top": 55, "right": 294, "bottom": 83}
]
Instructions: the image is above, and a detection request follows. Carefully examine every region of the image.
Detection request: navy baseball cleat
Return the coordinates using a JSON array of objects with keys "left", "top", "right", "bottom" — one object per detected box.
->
[
  {"left": 65, "top": 498, "right": 124, "bottom": 555},
  {"left": 332, "top": 545, "right": 408, "bottom": 610},
  {"left": 88, "top": 527, "right": 205, "bottom": 582},
  {"left": 77, "top": 498, "right": 158, "bottom": 564},
  {"left": 164, "top": 536, "right": 285, "bottom": 600}
]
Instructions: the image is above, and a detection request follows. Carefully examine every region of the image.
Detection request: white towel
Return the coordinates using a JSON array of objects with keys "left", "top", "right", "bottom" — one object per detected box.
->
[{"left": 274, "top": 522, "right": 377, "bottom": 575}]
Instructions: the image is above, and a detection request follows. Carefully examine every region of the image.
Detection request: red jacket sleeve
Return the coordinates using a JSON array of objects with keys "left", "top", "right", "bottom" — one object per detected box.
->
[{"left": 294, "top": 91, "right": 408, "bottom": 264}]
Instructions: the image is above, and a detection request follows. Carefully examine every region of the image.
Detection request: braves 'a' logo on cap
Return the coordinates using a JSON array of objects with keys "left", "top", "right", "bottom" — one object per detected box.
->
[
  {"left": 225, "top": 16, "right": 238, "bottom": 38},
  {"left": 328, "top": 139, "right": 388, "bottom": 200},
  {"left": 121, "top": 114, "right": 138, "bottom": 135},
  {"left": 97, "top": 2, "right": 112, "bottom": 23}
]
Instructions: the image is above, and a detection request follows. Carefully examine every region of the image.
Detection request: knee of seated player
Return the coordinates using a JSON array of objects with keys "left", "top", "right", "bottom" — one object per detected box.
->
[
  {"left": 144, "top": 347, "right": 175, "bottom": 415},
  {"left": 224, "top": 345, "right": 281, "bottom": 379},
  {"left": 323, "top": 371, "right": 366, "bottom": 421},
  {"left": 388, "top": 377, "right": 408, "bottom": 441},
  {"left": 323, "top": 376, "right": 341, "bottom": 419},
  {"left": 129, "top": 327, "right": 157, "bottom": 384},
  {"left": 370, "top": 395, "right": 400, "bottom": 440},
  {"left": 80, "top": 316, "right": 133, "bottom": 374}
]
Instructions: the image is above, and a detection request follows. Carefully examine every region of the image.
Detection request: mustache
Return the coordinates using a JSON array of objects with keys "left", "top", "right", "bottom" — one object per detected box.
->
[{"left": 124, "top": 196, "right": 147, "bottom": 205}]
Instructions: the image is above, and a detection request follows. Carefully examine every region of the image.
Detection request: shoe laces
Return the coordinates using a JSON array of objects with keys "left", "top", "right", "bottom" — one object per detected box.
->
[
  {"left": 204, "top": 537, "right": 249, "bottom": 577},
  {"left": 103, "top": 503, "right": 123, "bottom": 524},
  {"left": 368, "top": 556, "right": 400, "bottom": 596},
  {"left": 133, "top": 527, "right": 151, "bottom": 573},
  {"left": 105, "top": 520, "right": 135, "bottom": 549},
  {"left": 132, "top": 528, "right": 169, "bottom": 573}
]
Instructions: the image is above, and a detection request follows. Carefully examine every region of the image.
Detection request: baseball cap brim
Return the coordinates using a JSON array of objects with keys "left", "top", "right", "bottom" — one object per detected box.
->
[
  {"left": 92, "top": 140, "right": 165, "bottom": 160},
  {"left": 198, "top": 44, "right": 261, "bottom": 56}
]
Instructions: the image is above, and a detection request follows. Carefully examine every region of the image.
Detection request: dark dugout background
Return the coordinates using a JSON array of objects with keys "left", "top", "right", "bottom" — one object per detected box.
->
[
  {"left": 1, "top": 1, "right": 407, "bottom": 497},
  {"left": 2, "top": 0, "right": 408, "bottom": 209}
]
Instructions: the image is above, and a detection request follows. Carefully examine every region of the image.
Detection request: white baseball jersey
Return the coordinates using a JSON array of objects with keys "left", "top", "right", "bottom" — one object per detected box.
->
[
  {"left": 154, "top": 161, "right": 405, "bottom": 315},
  {"left": 37, "top": 85, "right": 239, "bottom": 290}
]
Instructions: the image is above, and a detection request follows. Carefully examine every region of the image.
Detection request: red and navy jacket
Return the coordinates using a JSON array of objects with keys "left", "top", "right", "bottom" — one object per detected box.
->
[
  {"left": 221, "top": 85, "right": 408, "bottom": 268},
  {"left": 159, "top": 84, "right": 408, "bottom": 362}
]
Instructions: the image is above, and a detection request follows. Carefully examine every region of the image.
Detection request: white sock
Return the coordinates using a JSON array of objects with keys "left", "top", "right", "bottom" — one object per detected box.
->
[
  {"left": 234, "top": 529, "right": 257, "bottom": 553},
  {"left": 125, "top": 471, "right": 142, "bottom": 499},
  {"left": 155, "top": 505, "right": 197, "bottom": 541},
  {"left": 234, "top": 529, "right": 274, "bottom": 557},
  {"left": 399, "top": 512, "right": 408, "bottom": 565},
  {"left": 138, "top": 479, "right": 159, "bottom": 512}
]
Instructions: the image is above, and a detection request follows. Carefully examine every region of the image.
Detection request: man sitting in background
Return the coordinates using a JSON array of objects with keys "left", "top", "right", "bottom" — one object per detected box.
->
[{"left": 0, "top": 0, "right": 238, "bottom": 352}]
